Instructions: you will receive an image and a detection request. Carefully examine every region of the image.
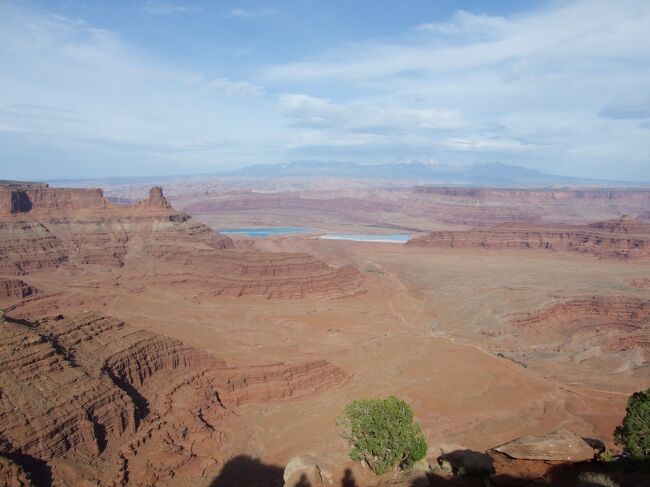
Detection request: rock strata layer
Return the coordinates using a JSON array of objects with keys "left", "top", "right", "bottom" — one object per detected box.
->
[
  {"left": 407, "top": 219, "right": 650, "bottom": 259},
  {"left": 0, "top": 183, "right": 363, "bottom": 301},
  {"left": 0, "top": 311, "right": 347, "bottom": 485},
  {"left": 509, "top": 296, "right": 650, "bottom": 357}
]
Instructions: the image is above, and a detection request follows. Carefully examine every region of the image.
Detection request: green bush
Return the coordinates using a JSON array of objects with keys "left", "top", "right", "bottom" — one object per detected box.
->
[
  {"left": 614, "top": 388, "right": 650, "bottom": 461},
  {"left": 597, "top": 448, "right": 617, "bottom": 464},
  {"left": 339, "top": 396, "right": 428, "bottom": 475}
]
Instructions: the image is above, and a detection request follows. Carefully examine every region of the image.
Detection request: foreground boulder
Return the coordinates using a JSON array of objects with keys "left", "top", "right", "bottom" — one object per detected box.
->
[
  {"left": 488, "top": 430, "right": 596, "bottom": 486},
  {"left": 283, "top": 455, "right": 328, "bottom": 486}
]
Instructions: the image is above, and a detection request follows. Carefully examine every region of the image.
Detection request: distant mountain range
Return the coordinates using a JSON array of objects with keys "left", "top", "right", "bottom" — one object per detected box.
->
[
  {"left": 228, "top": 161, "right": 641, "bottom": 187},
  {"left": 46, "top": 161, "right": 647, "bottom": 188}
]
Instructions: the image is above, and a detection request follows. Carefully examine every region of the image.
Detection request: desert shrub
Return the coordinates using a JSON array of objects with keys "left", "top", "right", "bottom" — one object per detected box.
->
[
  {"left": 597, "top": 448, "right": 617, "bottom": 464},
  {"left": 614, "top": 388, "right": 650, "bottom": 461},
  {"left": 576, "top": 471, "right": 620, "bottom": 487},
  {"left": 339, "top": 396, "right": 428, "bottom": 475}
]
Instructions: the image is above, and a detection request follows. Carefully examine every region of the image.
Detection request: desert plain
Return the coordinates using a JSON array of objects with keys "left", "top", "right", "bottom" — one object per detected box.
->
[{"left": 1, "top": 179, "right": 649, "bottom": 486}]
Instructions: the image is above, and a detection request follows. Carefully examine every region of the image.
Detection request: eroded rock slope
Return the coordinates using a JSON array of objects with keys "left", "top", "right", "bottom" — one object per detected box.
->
[
  {"left": 407, "top": 218, "right": 650, "bottom": 259},
  {"left": 0, "top": 184, "right": 363, "bottom": 302},
  {"left": 0, "top": 311, "right": 347, "bottom": 485}
]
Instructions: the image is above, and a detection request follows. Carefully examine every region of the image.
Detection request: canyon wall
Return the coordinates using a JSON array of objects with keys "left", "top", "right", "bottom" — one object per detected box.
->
[
  {"left": 507, "top": 296, "right": 650, "bottom": 359},
  {"left": 406, "top": 219, "right": 650, "bottom": 259},
  {"left": 0, "top": 184, "right": 363, "bottom": 300},
  {"left": 0, "top": 311, "right": 348, "bottom": 486},
  {"left": 171, "top": 185, "right": 650, "bottom": 231},
  {"left": 0, "top": 184, "right": 107, "bottom": 214},
  {"left": 412, "top": 186, "right": 650, "bottom": 202}
]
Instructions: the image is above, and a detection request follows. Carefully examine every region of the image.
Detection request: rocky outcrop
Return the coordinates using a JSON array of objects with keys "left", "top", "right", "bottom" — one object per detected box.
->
[
  {"left": 511, "top": 296, "right": 650, "bottom": 331},
  {"left": 137, "top": 186, "right": 171, "bottom": 209},
  {"left": 0, "top": 183, "right": 107, "bottom": 214},
  {"left": 412, "top": 186, "right": 650, "bottom": 202},
  {"left": 0, "top": 184, "right": 363, "bottom": 300},
  {"left": 407, "top": 219, "right": 650, "bottom": 259},
  {"left": 491, "top": 430, "right": 595, "bottom": 462},
  {"left": 0, "top": 278, "right": 35, "bottom": 299},
  {"left": 406, "top": 187, "right": 650, "bottom": 227},
  {"left": 0, "top": 315, "right": 137, "bottom": 463},
  {"left": 0, "top": 456, "right": 32, "bottom": 487},
  {"left": 488, "top": 430, "right": 595, "bottom": 486},
  {"left": 509, "top": 296, "right": 650, "bottom": 356},
  {"left": 0, "top": 311, "right": 348, "bottom": 485}
]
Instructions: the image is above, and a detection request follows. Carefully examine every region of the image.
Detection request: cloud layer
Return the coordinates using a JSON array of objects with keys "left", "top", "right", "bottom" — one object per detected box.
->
[
  {"left": 0, "top": 0, "right": 648, "bottom": 180},
  {"left": 266, "top": 0, "right": 650, "bottom": 179}
]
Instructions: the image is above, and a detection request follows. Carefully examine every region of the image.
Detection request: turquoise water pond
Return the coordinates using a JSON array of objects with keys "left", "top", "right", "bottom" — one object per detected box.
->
[
  {"left": 218, "top": 227, "right": 411, "bottom": 243},
  {"left": 319, "top": 234, "right": 410, "bottom": 243},
  {"left": 218, "top": 227, "right": 311, "bottom": 237}
]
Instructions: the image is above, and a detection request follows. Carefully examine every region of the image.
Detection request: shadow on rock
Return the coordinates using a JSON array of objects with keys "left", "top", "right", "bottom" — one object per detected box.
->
[
  {"left": 438, "top": 449, "right": 494, "bottom": 477},
  {"left": 341, "top": 468, "right": 359, "bottom": 487},
  {"left": 209, "top": 455, "right": 284, "bottom": 487}
]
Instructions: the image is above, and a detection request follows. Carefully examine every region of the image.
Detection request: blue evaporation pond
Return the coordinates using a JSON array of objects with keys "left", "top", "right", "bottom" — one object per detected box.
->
[
  {"left": 218, "top": 227, "right": 312, "bottom": 237},
  {"left": 320, "top": 234, "right": 411, "bottom": 243}
]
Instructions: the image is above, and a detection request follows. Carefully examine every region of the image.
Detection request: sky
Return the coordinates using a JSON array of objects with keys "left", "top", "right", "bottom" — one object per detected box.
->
[{"left": 0, "top": 0, "right": 649, "bottom": 181}]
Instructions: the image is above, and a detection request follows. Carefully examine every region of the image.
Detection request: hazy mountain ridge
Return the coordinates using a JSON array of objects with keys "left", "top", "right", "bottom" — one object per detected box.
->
[
  {"left": 45, "top": 161, "right": 649, "bottom": 189},
  {"left": 229, "top": 161, "right": 634, "bottom": 187}
]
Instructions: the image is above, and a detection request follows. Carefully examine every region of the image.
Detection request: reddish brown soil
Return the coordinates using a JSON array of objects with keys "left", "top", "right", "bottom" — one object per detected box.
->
[{"left": 1, "top": 181, "right": 649, "bottom": 486}]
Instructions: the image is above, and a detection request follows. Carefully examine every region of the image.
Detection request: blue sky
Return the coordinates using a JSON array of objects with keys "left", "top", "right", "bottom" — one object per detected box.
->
[{"left": 0, "top": 0, "right": 649, "bottom": 180}]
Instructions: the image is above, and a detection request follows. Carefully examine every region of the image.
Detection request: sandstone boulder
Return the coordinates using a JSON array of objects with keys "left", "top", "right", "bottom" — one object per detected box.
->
[
  {"left": 493, "top": 430, "right": 595, "bottom": 462},
  {"left": 488, "top": 430, "right": 595, "bottom": 486},
  {"left": 284, "top": 455, "right": 323, "bottom": 486}
]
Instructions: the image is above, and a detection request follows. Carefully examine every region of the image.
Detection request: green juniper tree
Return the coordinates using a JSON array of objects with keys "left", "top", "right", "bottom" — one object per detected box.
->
[
  {"left": 614, "top": 388, "right": 650, "bottom": 461},
  {"left": 339, "top": 396, "right": 428, "bottom": 475}
]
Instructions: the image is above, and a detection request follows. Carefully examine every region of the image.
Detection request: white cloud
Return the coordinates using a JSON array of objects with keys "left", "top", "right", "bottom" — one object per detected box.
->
[
  {"left": 143, "top": 1, "right": 199, "bottom": 15},
  {"left": 202, "top": 78, "right": 265, "bottom": 99},
  {"left": 267, "top": 1, "right": 650, "bottom": 81},
  {"left": 263, "top": 0, "right": 650, "bottom": 178},
  {"left": 0, "top": 2, "right": 278, "bottom": 177},
  {"left": 229, "top": 8, "right": 280, "bottom": 19},
  {"left": 279, "top": 94, "right": 465, "bottom": 133},
  {"left": 415, "top": 10, "right": 509, "bottom": 38},
  {"left": 279, "top": 94, "right": 345, "bottom": 128},
  {"left": 442, "top": 136, "right": 537, "bottom": 152},
  {"left": 1, "top": 0, "right": 649, "bottom": 179}
]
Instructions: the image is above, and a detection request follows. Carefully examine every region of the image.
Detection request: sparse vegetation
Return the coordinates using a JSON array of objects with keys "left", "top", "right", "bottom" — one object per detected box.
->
[
  {"left": 339, "top": 396, "right": 428, "bottom": 475},
  {"left": 597, "top": 448, "right": 617, "bottom": 465},
  {"left": 576, "top": 471, "right": 620, "bottom": 487},
  {"left": 614, "top": 388, "right": 650, "bottom": 461}
]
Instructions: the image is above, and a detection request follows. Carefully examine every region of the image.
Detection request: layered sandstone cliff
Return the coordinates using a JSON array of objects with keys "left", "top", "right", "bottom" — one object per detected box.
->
[
  {"left": 406, "top": 219, "right": 650, "bottom": 259},
  {"left": 407, "top": 186, "right": 650, "bottom": 226},
  {"left": 412, "top": 186, "right": 650, "bottom": 202},
  {"left": 508, "top": 296, "right": 650, "bottom": 357},
  {"left": 0, "top": 311, "right": 348, "bottom": 485},
  {"left": 0, "top": 183, "right": 363, "bottom": 301},
  {"left": 0, "top": 278, "right": 35, "bottom": 299}
]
